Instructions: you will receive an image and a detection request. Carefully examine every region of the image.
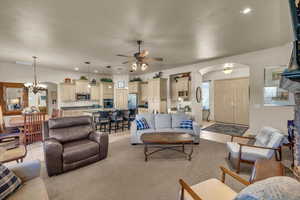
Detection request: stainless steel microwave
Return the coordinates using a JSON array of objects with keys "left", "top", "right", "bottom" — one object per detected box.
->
[{"left": 76, "top": 94, "right": 90, "bottom": 101}]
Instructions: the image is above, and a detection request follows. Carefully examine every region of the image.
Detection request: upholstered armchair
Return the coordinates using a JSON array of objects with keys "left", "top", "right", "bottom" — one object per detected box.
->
[
  {"left": 226, "top": 127, "right": 285, "bottom": 173},
  {"left": 43, "top": 116, "right": 109, "bottom": 176}
]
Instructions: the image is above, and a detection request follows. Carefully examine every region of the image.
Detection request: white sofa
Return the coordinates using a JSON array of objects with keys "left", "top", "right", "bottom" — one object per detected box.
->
[{"left": 131, "top": 113, "right": 201, "bottom": 144}]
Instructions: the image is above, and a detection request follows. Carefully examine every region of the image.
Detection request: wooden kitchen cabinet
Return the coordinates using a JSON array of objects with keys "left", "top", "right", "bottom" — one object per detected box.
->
[
  {"left": 171, "top": 76, "right": 190, "bottom": 101},
  {"left": 115, "top": 88, "right": 128, "bottom": 109},
  {"left": 147, "top": 78, "right": 167, "bottom": 113},
  {"left": 90, "top": 84, "right": 100, "bottom": 100},
  {"left": 176, "top": 77, "right": 189, "bottom": 91},
  {"left": 75, "top": 80, "right": 90, "bottom": 94},
  {"left": 128, "top": 82, "right": 140, "bottom": 94},
  {"left": 100, "top": 82, "right": 114, "bottom": 99},
  {"left": 148, "top": 78, "right": 167, "bottom": 101},
  {"left": 59, "top": 83, "right": 76, "bottom": 102},
  {"left": 140, "top": 82, "right": 148, "bottom": 102}
]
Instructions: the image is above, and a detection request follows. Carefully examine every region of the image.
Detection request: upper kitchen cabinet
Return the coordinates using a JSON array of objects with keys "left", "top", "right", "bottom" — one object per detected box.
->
[
  {"left": 147, "top": 78, "right": 167, "bottom": 113},
  {"left": 148, "top": 78, "right": 167, "bottom": 101},
  {"left": 176, "top": 77, "right": 189, "bottom": 92},
  {"left": 59, "top": 83, "right": 76, "bottom": 102},
  {"left": 140, "top": 82, "right": 148, "bottom": 102},
  {"left": 75, "top": 80, "right": 90, "bottom": 94},
  {"left": 90, "top": 84, "right": 100, "bottom": 101},
  {"left": 170, "top": 73, "right": 191, "bottom": 101},
  {"left": 128, "top": 82, "right": 140, "bottom": 94},
  {"left": 115, "top": 88, "right": 128, "bottom": 109},
  {"left": 100, "top": 82, "right": 114, "bottom": 99}
]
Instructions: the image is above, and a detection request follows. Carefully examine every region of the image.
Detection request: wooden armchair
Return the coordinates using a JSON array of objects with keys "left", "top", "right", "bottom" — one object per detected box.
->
[
  {"left": 226, "top": 127, "right": 284, "bottom": 173},
  {"left": 179, "top": 166, "right": 250, "bottom": 200}
]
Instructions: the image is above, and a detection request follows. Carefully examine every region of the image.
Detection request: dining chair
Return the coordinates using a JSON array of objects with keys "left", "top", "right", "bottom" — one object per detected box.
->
[
  {"left": 23, "top": 112, "right": 46, "bottom": 144},
  {"left": 51, "top": 108, "right": 63, "bottom": 118}
]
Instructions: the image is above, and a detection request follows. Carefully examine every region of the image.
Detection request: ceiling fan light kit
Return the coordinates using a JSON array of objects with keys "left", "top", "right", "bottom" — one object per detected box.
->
[{"left": 117, "top": 40, "right": 163, "bottom": 72}]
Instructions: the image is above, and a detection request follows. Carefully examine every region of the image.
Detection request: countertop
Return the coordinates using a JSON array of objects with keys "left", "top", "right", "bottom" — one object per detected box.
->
[{"left": 61, "top": 106, "right": 102, "bottom": 110}]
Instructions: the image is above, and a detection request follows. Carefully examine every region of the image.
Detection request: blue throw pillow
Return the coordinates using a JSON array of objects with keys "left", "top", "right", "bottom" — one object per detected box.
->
[
  {"left": 136, "top": 118, "right": 150, "bottom": 130},
  {"left": 0, "top": 164, "right": 22, "bottom": 199},
  {"left": 180, "top": 120, "right": 193, "bottom": 130}
]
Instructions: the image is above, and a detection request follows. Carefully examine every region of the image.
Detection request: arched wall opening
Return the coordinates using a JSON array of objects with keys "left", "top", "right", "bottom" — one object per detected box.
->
[{"left": 199, "top": 63, "right": 250, "bottom": 125}]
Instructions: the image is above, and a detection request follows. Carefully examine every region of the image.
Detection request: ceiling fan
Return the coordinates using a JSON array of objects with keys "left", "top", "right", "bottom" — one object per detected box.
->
[{"left": 117, "top": 40, "right": 163, "bottom": 71}]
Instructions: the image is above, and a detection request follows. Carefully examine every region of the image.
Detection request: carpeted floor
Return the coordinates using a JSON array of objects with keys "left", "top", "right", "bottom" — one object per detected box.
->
[
  {"left": 203, "top": 123, "right": 249, "bottom": 136},
  {"left": 42, "top": 136, "right": 254, "bottom": 200}
]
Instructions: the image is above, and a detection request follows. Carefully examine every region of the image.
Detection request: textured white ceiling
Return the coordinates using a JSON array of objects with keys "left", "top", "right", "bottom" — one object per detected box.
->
[{"left": 0, "top": 0, "right": 293, "bottom": 75}]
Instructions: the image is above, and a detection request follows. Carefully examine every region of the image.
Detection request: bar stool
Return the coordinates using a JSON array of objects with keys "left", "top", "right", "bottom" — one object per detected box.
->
[
  {"left": 109, "top": 110, "right": 123, "bottom": 133},
  {"left": 122, "top": 110, "right": 130, "bottom": 130},
  {"left": 95, "top": 111, "right": 110, "bottom": 132}
]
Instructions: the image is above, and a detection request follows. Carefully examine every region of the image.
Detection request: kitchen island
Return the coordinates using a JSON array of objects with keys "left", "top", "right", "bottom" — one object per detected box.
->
[{"left": 61, "top": 106, "right": 115, "bottom": 117}]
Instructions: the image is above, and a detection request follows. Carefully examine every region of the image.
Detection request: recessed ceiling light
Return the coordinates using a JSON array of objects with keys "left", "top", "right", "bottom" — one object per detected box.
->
[
  {"left": 241, "top": 8, "right": 252, "bottom": 15},
  {"left": 94, "top": 70, "right": 98, "bottom": 73},
  {"left": 74, "top": 67, "right": 79, "bottom": 71}
]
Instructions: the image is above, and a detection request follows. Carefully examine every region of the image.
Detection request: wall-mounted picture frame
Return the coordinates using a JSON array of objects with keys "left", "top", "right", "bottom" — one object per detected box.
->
[
  {"left": 264, "top": 66, "right": 294, "bottom": 106},
  {"left": 117, "top": 80, "right": 125, "bottom": 88}
]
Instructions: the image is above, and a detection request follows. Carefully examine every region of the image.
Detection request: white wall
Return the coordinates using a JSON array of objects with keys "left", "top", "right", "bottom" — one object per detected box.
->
[
  {"left": 139, "top": 43, "right": 294, "bottom": 133},
  {"left": 203, "top": 67, "right": 250, "bottom": 121}
]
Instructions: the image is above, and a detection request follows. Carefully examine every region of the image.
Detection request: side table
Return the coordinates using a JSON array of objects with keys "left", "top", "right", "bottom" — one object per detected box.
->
[{"left": 250, "top": 159, "right": 285, "bottom": 183}]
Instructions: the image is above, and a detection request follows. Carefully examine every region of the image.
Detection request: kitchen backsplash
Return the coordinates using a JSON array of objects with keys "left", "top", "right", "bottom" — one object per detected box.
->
[{"left": 60, "top": 101, "right": 100, "bottom": 108}]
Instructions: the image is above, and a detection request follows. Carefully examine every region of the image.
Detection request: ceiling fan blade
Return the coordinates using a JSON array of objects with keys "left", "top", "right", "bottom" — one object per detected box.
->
[
  {"left": 145, "top": 57, "right": 164, "bottom": 62},
  {"left": 122, "top": 61, "right": 130, "bottom": 64},
  {"left": 153, "top": 57, "right": 163, "bottom": 61},
  {"left": 116, "top": 54, "right": 132, "bottom": 58}
]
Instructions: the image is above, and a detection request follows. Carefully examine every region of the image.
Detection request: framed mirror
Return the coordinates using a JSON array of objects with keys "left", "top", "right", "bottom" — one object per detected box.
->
[
  {"left": 0, "top": 82, "right": 28, "bottom": 115},
  {"left": 196, "top": 87, "right": 202, "bottom": 103}
]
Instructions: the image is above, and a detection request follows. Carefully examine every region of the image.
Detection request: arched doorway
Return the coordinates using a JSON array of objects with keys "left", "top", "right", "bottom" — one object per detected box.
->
[{"left": 200, "top": 63, "right": 250, "bottom": 125}]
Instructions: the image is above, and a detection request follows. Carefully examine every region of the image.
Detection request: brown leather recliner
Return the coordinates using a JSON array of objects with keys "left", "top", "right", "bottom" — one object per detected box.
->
[{"left": 42, "top": 116, "right": 108, "bottom": 176}]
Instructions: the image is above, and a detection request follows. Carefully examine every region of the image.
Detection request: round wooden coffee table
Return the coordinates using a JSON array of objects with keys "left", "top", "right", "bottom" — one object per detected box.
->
[{"left": 141, "top": 132, "right": 194, "bottom": 161}]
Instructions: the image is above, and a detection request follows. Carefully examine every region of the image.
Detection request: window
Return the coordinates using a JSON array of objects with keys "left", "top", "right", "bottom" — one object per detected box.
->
[
  {"left": 264, "top": 66, "right": 294, "bottom": 106},
  {"left": 202, "top": 81, "right": 210, "bottom": 110}
]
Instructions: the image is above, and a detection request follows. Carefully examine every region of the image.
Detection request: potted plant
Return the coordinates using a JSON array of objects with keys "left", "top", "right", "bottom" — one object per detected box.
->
[
  {"left": 129, "top": 77, "right": 142, "bottom": 82},
  {"left": 100, "top": 78, "right": 113, "bottom": 82},
  {"left": 80, "top": 76, "right": 88, "bottom": 80}
]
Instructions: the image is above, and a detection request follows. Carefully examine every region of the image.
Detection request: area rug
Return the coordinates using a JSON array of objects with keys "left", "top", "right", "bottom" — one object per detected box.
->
[
  {"left": 203, "top": 123, "right": 248, "bottom": 136},
  {"left": 42, "top": 137, "right": 251, "bottom": 200}
]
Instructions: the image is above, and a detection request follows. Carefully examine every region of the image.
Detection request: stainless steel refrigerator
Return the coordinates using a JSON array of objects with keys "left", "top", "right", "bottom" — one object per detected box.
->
[{"left": 128, "top": 94, "right": 138, "bottom": 109}]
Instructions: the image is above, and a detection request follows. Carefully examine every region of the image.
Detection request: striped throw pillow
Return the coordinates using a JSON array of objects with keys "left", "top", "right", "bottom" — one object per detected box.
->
[
  {"left": 0, "top": 164, "right": 22, "bottom": 199},
  {"left": 136, "top": 118, "right": 150, "bottom": 130},
  {"left": 180, "top": 120, "right": 193, "bottom": 130}
]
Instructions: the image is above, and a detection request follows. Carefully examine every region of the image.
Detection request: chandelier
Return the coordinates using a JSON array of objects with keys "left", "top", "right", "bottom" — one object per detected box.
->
[
  {"left": 131, "top": 62, "right": 148, "bottom": 71},
  {"left": 24, "top": 56, "right": 47, "bottom": 94}
]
